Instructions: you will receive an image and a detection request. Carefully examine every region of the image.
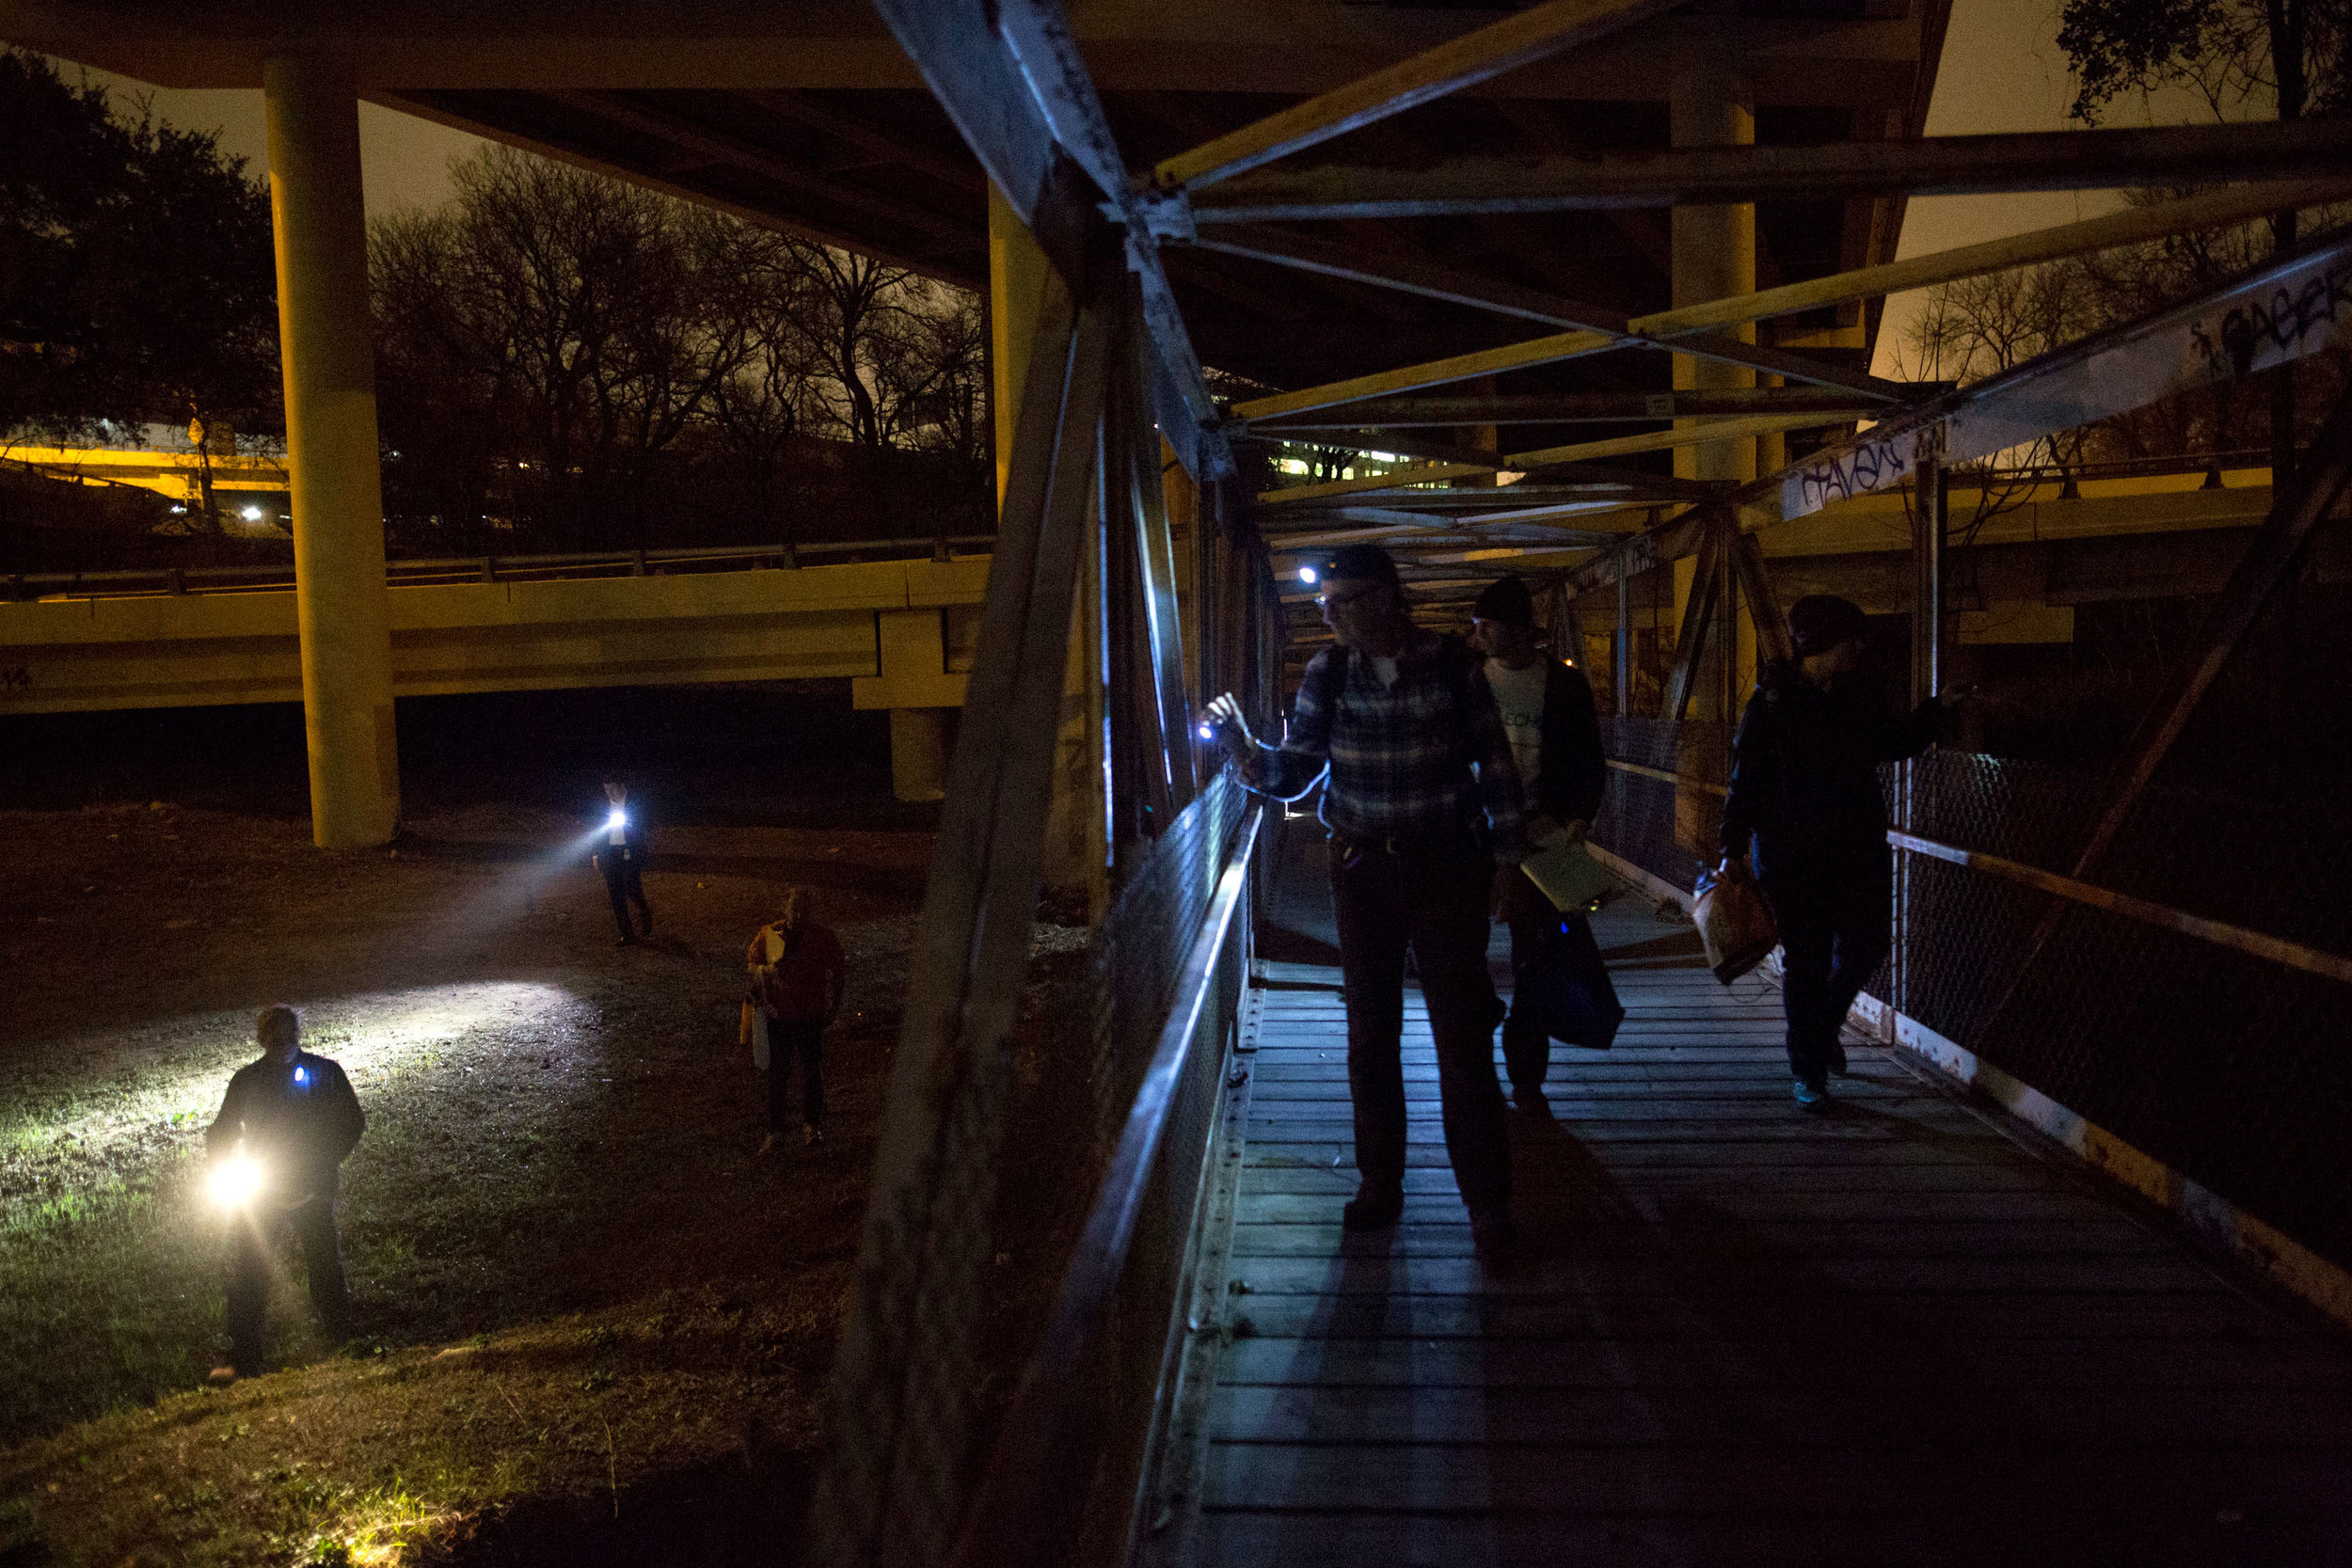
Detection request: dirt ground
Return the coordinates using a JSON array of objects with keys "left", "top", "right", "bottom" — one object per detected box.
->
[{"left": 0, "top": 688, "right": 948, "bottom": 1565}]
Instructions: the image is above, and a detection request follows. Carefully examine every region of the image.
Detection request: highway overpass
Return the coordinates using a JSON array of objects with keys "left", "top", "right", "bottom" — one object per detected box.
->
[{"left": 0, "top": 550, "right": 986, "bottom": 800}]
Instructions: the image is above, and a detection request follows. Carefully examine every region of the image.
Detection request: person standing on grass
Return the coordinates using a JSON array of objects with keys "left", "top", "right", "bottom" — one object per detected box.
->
[
  {"left": 592, "top": 777, "right": 652, "bottom": 946},
  {"left": 1468, "top": 574, "right": 1609, "bottom": 1116},
  {"left": 204, "top": 1005, "right": 364, "bottom": 1385},
  {"left": 746, "top": 886, "right": 847, "bottom": 1153},
  {"left": 1202, "top": 544, "right": 1526, "bottom": 1267},
  {"left": 1717, "top": 594, "right": 1963, "bottom": 1110}
]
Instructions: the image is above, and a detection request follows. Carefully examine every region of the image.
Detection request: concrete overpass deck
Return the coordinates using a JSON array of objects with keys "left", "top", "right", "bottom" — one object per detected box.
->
[{"left": 0, "top": 549, "right": 989, "bottom": 796}]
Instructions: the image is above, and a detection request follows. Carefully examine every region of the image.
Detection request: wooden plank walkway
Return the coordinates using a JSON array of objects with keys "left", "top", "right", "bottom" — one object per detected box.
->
[{"left": 1169, "top": 827, "right": 2352, "bottom": 1566}]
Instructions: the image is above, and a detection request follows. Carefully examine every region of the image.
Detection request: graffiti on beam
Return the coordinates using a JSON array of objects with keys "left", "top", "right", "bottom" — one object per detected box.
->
[
  {"left": 2193, "top": 254, "right": 2352, "bottom": 379},
  {"left": 1781, "top": 433, "right": 1912, "bottom": 520},
  {"left": 1779, "top": 237, "right": 2352, "bottom": 522},
  {"left": 1946, "top": 242, "right": 2352, "bottom": 466}
]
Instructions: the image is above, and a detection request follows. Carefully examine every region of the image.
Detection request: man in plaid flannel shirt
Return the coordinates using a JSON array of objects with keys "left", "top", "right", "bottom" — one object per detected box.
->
[{"left": 1204, "top": 545, "right": 1525, "bottom": 1265}]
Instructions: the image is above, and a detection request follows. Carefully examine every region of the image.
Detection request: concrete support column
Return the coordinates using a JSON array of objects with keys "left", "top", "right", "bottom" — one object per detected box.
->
[
  {"left": 991, "top": 186, "right": 1106, "bottom": 913},
  {"left": 889, "top": 708, "right": 950, "bottom": 802},
  {"left": 265, "top": 56, "right": 398, "bottom": 847},
  {"left": 1670, "top": 66, "right": 1757, "bottom": 724}
]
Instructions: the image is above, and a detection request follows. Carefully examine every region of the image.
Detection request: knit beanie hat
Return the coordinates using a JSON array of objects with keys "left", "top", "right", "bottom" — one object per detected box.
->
[
  {"left": 1786, "top": 594, "right": 1870, "bottom": 657},
  {"left": 1471, "top": 575, "right": 1536, "bottom": 627}
]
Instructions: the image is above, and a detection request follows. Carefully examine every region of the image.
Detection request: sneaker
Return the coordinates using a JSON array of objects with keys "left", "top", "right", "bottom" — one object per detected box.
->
[
  {"left": 1470, "top": 1213, "right": 1516, "bottom": 1271},
  {"left": 1792, "top": 1076, "right": 1829, "bottom": 1110},
  {"left": 1341, "top": 1186, "right": 1404, "bottom": 1231},
  {"left": 803, "top": 1125, "right": 823, "bottom": 1148},
  {"left": 205, "top": 1365, "right": 238, "bottom": 1387}
]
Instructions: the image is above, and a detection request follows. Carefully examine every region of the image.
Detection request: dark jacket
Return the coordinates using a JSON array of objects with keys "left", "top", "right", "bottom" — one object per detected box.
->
[
  {"left": 1534, "top": 661, "right": 1607, "bottom": 825},
  {"left": 747, "top": 919, "right": 849, "bottom": 1022},
  {"left": 592, "top": 799, "right": 648, "bottom": 867},
  {"left": 206, "top": 1052, "right": 365, "bottom": 1200},
  {"left": 1720, "top": 670, "right": 1946, "bottom": 877}
]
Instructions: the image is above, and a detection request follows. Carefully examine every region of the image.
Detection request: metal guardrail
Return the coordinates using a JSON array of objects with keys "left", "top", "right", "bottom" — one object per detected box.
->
[
  {"left": 951, "top": 800, "right": 1263, "bottom": 1567},
  {"left": 1601, "top": 754, "right": 2352, "bottom": 986},
  {"left": 2, "top": 536, "right": 998, "bottom": 601}
]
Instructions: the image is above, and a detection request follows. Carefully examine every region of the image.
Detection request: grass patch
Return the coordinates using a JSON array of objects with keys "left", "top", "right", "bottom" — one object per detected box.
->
[
  {"left": 0, "top": 1281, "right": 838, "bottom": 1566},
  {"left": 0, "top": 801, "right": 926, "bottom": 1563}
]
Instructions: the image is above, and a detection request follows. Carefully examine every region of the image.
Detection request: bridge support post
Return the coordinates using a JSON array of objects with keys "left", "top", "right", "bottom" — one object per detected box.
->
[
  {"left": 889, "top": 708, "right": 949, "bottom": 802},
  {"left": 265, "top": 55, "right": 399, "bottom": 847},
  {"left": 1670, "top": 64, "right": 1757, "bottom": 723},
  {"left": 994, "top": 184, "right": 1108, "bottom": 914}
]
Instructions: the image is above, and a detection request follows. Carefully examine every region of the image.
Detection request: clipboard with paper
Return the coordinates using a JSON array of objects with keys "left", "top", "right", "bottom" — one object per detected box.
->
[{"left": 1518, "top": 817, "right": 1611, "bottom": 912}]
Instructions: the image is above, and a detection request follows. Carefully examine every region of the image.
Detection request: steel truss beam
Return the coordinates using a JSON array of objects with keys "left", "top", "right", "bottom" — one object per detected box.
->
[
  {"left": 1147, "top": 0, "right": 1681, "bottom": 193},
  {"left": 866, "top": 0, "right": 1232, "bottom": 480},
  {"left": 1248, "top": 387, "right": 1887, "bottom": 428},
  {"left": 1188, "top": 118, "right": 2352, "bottom": 220},
  {"left": 1188, "top": 230, "right": 1914, "bottom": 402},
  {"left": 1231, "top": 178, "right": 2352, "bottom": 421},
  {"left": 1559, "top": 224, "right": 2352, "bottom": 604},
  {"left": 808, "top": 231, "right": 1118, "bottom": 1568}
]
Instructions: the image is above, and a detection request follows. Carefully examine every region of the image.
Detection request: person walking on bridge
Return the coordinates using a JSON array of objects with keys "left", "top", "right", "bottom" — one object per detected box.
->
[
  {"left": 1718, "top": 594, "right": 1961, "bottom": 1108},
  {"left": 1204, "top": 545, "right": 1526, "bottom": 1265},
  {"left": 1469, "top": 575, "right": 1609, "bottom": 1114}
]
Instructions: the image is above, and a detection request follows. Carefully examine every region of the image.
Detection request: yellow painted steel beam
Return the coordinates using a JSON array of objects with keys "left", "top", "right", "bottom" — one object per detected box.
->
[
  {"left": 1228, "top": 177, "right": 2352, "bottom": 421},
  {"left": 1150, "top": 0, "right": 1680, "bottom": 191},
  {"left": 1505, "top": 413, "right": 1847, "bottom": 468}
]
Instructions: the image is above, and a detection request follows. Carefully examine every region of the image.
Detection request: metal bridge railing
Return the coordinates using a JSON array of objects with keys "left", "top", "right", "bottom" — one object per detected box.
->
[
  {"left": 2, "top": 535, "right": 997, "bottom": 601},
  {"left": 953, "top": 788, "right": 1261, "bottom": 1566},
  {"left": 1589, "top": 727, "right": 2352, "bottom": 1278}
]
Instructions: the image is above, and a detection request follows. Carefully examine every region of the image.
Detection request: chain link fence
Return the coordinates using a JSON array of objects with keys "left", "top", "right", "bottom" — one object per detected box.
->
[
  {"left": 1591, "top": 725, "right": 2352, "bottom": 1275},
  {"left": 812, "top": 769, "right": 1253, "bottom": 1568}
]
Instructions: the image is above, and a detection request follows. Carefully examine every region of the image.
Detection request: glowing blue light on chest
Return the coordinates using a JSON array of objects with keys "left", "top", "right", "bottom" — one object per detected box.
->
[{"left": 293, "top": 1066, "right": 309, "bottom": 1089}]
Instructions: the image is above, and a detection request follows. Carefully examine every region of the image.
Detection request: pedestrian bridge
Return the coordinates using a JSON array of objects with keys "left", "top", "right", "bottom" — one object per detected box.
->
[
  {"left": 23, "top": 1, "right": 2352, "bottom": 1560},
  {"left": 1149, "top": 821, "right": 2352, "bottom": 1564}
]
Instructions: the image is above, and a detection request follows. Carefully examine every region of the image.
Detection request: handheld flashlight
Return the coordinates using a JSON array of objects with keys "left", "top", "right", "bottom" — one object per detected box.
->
[
  {"left": 1197, "top": 721, "right": 1216, "bottom": 741},
  {"left": 606, "top": 808, "right": 628, "bottom": 832},
  {"left": 207, "top": 1151, "right": 265, "bottom": 1211}
]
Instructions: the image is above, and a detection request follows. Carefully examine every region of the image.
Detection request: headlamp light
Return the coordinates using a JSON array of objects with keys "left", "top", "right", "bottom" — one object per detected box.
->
[{"left": 207, "top": 1152, "right": 265, "bottom": 1211}]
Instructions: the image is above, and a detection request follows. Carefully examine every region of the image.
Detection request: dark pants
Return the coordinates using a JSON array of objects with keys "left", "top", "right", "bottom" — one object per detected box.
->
[
  {"left": 767, "top": 1018, "right": 825, "bottom": 1132},
  {"left": 600, "top": 852, "right": 650, "bottom": 940},
  {"left": 1500, "top": 876, "right": 1573, "bottom": 1101},
  {"left": 226, "top": 1195, "right": 350, "bottom": 1374},
  {"left": 1763, "top": 851, "right": 1890, "bottom": 1085},
  {"left": 1329, "top": 840, "right": 1511, "bottom": 1219}
]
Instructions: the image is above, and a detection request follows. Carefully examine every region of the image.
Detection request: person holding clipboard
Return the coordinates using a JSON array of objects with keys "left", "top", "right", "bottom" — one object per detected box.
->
[{"left": 1469, "top": 576, "right": 1620, "bottom": 1113}]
